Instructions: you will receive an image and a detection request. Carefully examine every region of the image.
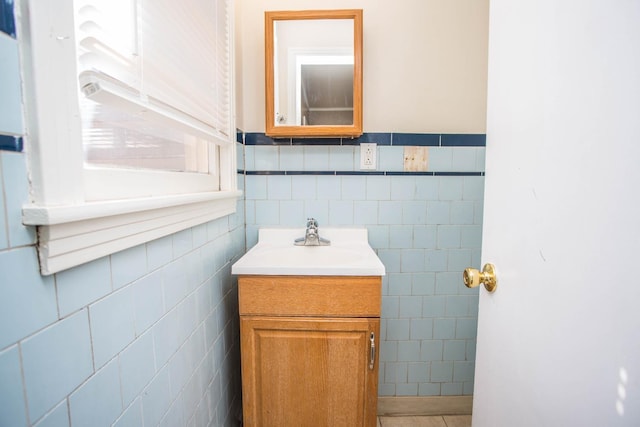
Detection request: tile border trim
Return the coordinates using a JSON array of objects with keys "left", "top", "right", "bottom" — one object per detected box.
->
[
  {"left": 243, "top": 132, "right": 485, "bottom": 147},
  {"left": 0, "top": 134, "right": 23, "bottom": 152},
  {"left": 241, "top": 170, "right": 484, "bottom": 177}
]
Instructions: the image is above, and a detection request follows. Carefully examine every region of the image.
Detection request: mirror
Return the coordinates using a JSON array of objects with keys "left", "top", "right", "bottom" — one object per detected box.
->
[{"left": 265, "top": 10, "right": 363, "bottom": 138}]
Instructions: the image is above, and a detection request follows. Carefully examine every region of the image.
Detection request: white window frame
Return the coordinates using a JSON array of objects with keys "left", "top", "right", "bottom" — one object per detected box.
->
[{"left": 17, "top": 0, "right": 241, "bottom": 275}]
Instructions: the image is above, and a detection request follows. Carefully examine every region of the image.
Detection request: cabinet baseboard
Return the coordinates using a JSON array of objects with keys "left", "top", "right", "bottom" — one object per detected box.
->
[{"left": 377, "top": 396, "right": 472, "bottom": 416}]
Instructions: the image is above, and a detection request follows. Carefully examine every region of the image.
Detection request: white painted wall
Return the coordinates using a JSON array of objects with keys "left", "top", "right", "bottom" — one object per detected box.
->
[{"left": 235, "top": 0, "right": 489, "bottom": 133}]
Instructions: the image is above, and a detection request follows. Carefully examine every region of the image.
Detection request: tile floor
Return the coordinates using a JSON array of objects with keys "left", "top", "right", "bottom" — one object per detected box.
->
[{"left": 377, "top": 415, "right": 472, "bottom": 427}]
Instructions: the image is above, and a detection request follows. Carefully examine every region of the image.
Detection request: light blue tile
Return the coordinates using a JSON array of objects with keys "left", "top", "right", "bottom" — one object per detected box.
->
[
  {"left": 328, "top": 200, "right": 354, "bottom": 225},
  {"left": 1, "top": 152, "right": 36, "bottom": 246},
  {"left": 413, "top": 226, "right": 436, "bottom": 249},
  {"left": 452, "top": 147, "right": 478, "bottom": 171},
  {"left": 22, "top": 310, "right": 93, "bottom": 421},
  {"left": 474, "top": 200, "right": 484, "bottom": 225},
  {"left": 192, "top": 223, "right": 208, "bottom": 248},
  {"left": 244, "top": 200, "right": 256, "bottom": 225},
  {"left": 467, "top": 295, "right": 479, "bottom": 317},
  {"left": 0, "top": 346, "right": 27, "bottom": 427},
  {"left": 420, "top": 340, "right": 443, "bottom": 361},
  {"left": 396, "top": 383, "right": 418, "bottom": 396},
  {"left": 445, "top": 296, "right": 469, "bottom": 317},
  {"left": 453, "top": 361, "right": 475, "bottom": 382},
  {"left": 463, "top": 381, "right": 475, "bottom": 395},
  {"left": 401, "top": 249, "right": 425, "bottom": 273},
  {"left": 378, "top": 383, "right": 396, "bottom": 396},
  {"left": 425, "top": 249, "right": 448, "bottom": 272},
  {"left": 411, "top": 273, "right": 435, "bottom": 296},
  {"left": 69, "top": 358, "right": 122, "bottom": 427},
  {"left": 439, "top": 177, "right": 464, "bottom": 201},
  {"left": 461, "top": 225, "right": 483, "bottom": 249},
  {"left": 466, "top": 340, "right": 477, "bottom": 361},
  {"left": 162, "top": 258, "right": 188, "bottom": 311},
  {"left": 407, "top": 362, "right": 430, "bottom": 383},
  {"left": 377, "top": 249, "right": 401, "bottom": 273},
  {"left": 437, "top": 225, "right": 461, "bottom": 249},
  {"left": 291, "top": 175, "right": 316, "bottom": 200},
  {"left": 367, "top": 225, "right": 389, "bottom": 249},
  {"left": 434, "top": 318, "right": 456, "bottom": 340},
  {"left": 280, "top": 146, "right": 303, "bottom": 171},
  {"left": 390, "top": 176, "right": 416, "bottom": 200},
  {"left": 366, "top": 176, "right": 390, "bottom": 200},
  {"left": 378, "top": 201, "right": 402, "bottom": 225},
  {"left": 418, "top": 382, "right": 441, "bottom": 396},
  {"left": 450, "top": 201, "right": 474, "bottom": 225},
  {"left": 33, "top": 400, "right": 69, "bottom": 427},
  {"left": 435, "top": 272, "right": 459, "bottom": 295},
  {"left": 384, "top": 362, "right": 407, "bottom": 383},
  {"left": 444, "top": 340, "right": 467, "bottom": 361},
  {"left": 399, "top": 296, "right": 422, "bottom": 318},
  {"left": 56, "top": 257, "right": 112, "bottom": 317},
  {"left": 387, "top": 273, "right": 411, "bottom": 296},
  {"left": 316, "top": 176, "right": 341, "bottom": 200},
  {"left": 463, "top": 176, "right": 485, "bottom": 201},
  {"left": 172, "top": 228, "right": 192, "bottom": 259},
  {"left": 341, "top": 176, "right": 366, "bottom": 201},
  {"left": 386, "top": 319, "right": 410, "bottom": 340},
  {"left": 379, "top": 146, "right": 404, "bottom": 172},
  {"left": 255, "top": 200, "right": 280, "bottom": 225},
  {"left": 146, "top": 235, "right": 173, "bottom": 272},
  {"left": 111, "top": 245, "right": 147, "bottom": 289},
  {"left": 426, "top": 201, "right": 450, "bottom": 225},
  {"left": 254, "top": 146, "right": 279, "bottom": 170},
  {"left": 381, "top": 296, "right": 399, "bottom": 319},
  {"left": 456, "top": 318, "right": 478, "bottom": 339},
  {"left": 447, "top": 249, "right": 472, "bottom": 271},
  {"left": 398, "top": 341, "right": 420, "bottom": 362},
  {"left": 329, "top": 146, "right": 355, "bottom": 171},
  {"left": 0, "top": 168, "right": 7, "bottom": 249},
  {"left": 303, "top": 146, "right": 329, "bottom": 171},
  {"left": 389, "top": 225, "right": 412, "bottom": 248},
  {"left": 89, "top": 287, "right": 135, "bottom": 368},
  {"left": 409, "top": 319, "right": 433, "bottom": 340},
  {"left": 475, "top": 148, "right": 486, "bottom": 171},
  {"left": 415, "top": 177, "right": 439, "bottom": 199},
  {"left": 422, "top": 296, "right": 446, "bottom": 317},
  {"left": 303, "top": 200, "right": 328, "bottom": 225},
  {"left": 430, "top": 361, "right": 453, "bottom": 382},
  {"left": 245, "top": 175, "right": 267, "bottom": 200},
  {"left": 141, "top": 368, "right": 171, "bottom": 427},
  {"left": 236, "top": 143, "right": 244, "bottom": 170},
  {"left": 428, "top": 148, "right": 452, "bottom": 171},
  {"left": 0, "top": 247, "right": 57, "bottom": 349},
  {"left": 113, "top": 399, "right": 143, "bottom": 427},
  {"left": 158, "top": 400, "right": 183, "bottom": 427},
  {"left": 243, "top": 146, "right": 255, "bottom": 170},
  {"left": 402, "top": 201, "right": 426, "bottom": 224},
  {"left": 380, "top": 341, "right": 397, "bottom": 362},
  {"left": 267, "top": 175, "right": 291, "bottom": 200},
  {"left": 120, "top": 332, "right": 156, "bottom": 406},
  {"left": 132, "top": 270, "right": 164, "bottom": 334},
  {"left": 353, "top": 201, "right": 378, "bottom": 225},
  {"left": 152, "top": 308, "right": 180, "bottom": 368},
  {"left": 0, "top": 36, "right": 23, "bottom": 134},
  {"left": 279, "top": 200, "right": 304, "bottom": 226},
  {"left": 442, "top": 382, "right": 463, "bottom": 395}
]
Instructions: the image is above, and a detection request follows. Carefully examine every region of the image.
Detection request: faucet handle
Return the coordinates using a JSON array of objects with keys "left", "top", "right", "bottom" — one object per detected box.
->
[{"left": 306, "top": 217, "right": 318, "bottom": 228}]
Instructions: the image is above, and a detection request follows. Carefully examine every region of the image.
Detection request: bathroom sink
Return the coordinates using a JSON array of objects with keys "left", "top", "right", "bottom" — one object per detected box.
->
[{"left": 231, "top": 228, "right": 386, "bottom": 276}]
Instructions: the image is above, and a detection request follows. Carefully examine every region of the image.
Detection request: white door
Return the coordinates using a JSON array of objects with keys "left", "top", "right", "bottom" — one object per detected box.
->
[{"left": 472, "top": 1, "right": 640, "bottom": 426}]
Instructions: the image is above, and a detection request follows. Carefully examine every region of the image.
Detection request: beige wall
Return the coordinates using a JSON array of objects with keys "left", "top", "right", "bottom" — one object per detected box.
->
[{"left": 235, "top": 0, "right": 489, "bottom": 133}]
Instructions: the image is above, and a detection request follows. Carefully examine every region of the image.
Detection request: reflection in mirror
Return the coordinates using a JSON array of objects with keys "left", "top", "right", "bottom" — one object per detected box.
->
[{"left": 265, "top": 10, "right": 363, "bottom": 137}]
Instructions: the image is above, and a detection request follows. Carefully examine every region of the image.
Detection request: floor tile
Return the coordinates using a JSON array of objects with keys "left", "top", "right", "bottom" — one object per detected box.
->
[
  {"left": 379, "top": 415, "right": 447, "bottom": 427},
  {"left": 443, "top": 415, "right": 472, "bottom": 427}
]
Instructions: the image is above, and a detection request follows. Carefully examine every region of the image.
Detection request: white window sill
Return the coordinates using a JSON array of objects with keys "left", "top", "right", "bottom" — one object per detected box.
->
[{"left": 22, "top": 190, "right": 242, "bottom": 275}]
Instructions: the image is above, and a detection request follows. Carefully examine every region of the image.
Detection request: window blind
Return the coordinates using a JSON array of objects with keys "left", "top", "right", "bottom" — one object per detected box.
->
[{"left": 74, "top": 0, "right": 231, "bottom": 173}]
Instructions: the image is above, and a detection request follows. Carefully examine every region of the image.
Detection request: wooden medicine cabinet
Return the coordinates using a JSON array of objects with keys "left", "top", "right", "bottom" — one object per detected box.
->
[{"left": 265, "top": 9, "right": 363, "bottom": 138}]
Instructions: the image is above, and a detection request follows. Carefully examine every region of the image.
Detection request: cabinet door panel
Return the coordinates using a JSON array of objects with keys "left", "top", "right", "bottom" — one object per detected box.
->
[{"left": 241, "top": 317, "right": 379, "bottom": 427}]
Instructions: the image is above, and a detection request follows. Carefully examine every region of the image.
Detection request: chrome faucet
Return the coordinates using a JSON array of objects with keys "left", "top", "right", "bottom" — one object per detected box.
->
[{"left": 294, "top": 218, "right": 331, "bottom": 246}]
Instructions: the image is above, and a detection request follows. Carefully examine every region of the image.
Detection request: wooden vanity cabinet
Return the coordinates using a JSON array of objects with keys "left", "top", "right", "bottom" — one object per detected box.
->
[{"left": 238, "top": 275, "right": 381, "bottom": 427}]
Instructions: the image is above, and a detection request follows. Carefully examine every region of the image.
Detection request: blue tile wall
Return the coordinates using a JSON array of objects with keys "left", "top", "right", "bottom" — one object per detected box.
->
[{"left": 240, "top": 131, "right": 484, "bottom": 397}]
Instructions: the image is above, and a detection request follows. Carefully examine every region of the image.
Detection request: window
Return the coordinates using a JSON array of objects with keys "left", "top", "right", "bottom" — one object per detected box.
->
[{"left": 18, "top": 0, "right": 240, "bottom": 275}]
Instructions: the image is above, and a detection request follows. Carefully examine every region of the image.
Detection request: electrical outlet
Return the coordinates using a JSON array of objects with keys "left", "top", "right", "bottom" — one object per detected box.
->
[{"left": 360, "top": 143, "right": 377, "bottom": 170}]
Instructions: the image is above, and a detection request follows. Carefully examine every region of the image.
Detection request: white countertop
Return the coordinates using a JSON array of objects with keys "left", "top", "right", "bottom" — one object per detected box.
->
[{"left": 231, "top": 228, "right": 386, "bottom": 276}]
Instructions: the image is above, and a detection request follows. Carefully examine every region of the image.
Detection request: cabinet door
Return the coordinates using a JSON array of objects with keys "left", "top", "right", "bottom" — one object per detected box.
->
[{"left": 241, "top": 317, "right": 379, "bottom": 427}]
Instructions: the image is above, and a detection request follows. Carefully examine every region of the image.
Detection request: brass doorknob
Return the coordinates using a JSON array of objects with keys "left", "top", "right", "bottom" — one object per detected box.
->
[{"left": 463, "top": 263, "right": 497, "bottom": 292}]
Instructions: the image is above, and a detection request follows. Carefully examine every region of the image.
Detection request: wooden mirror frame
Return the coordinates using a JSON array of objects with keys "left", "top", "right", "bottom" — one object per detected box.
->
[{"left": 265, "top": 9, "right": 363, "bottom": 138}]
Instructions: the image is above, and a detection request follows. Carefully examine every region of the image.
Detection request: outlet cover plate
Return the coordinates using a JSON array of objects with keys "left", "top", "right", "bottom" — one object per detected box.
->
[{"left": 360, "top": 143, "right": 377, "bottom": 170}]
